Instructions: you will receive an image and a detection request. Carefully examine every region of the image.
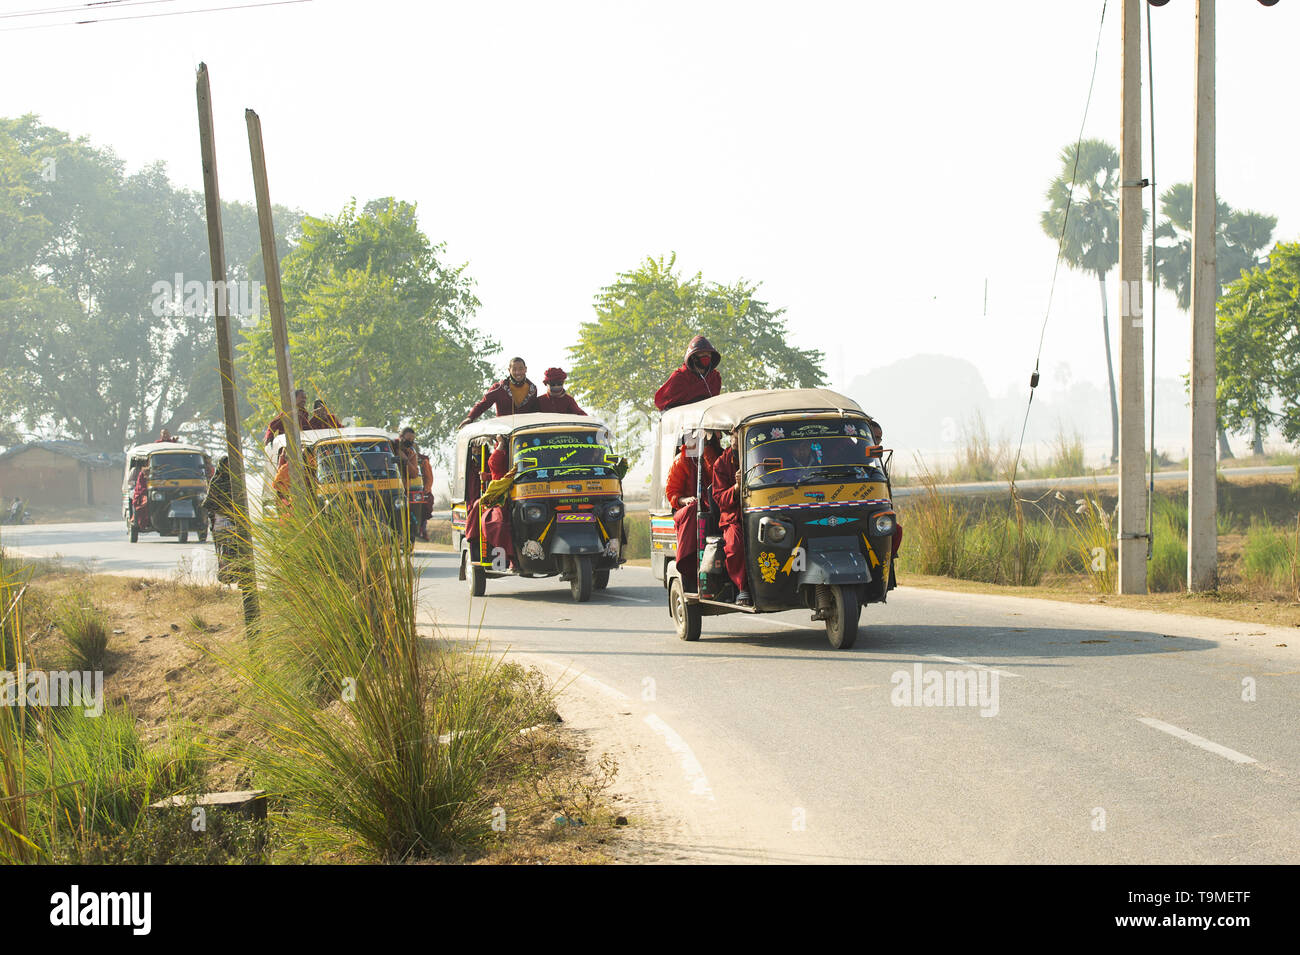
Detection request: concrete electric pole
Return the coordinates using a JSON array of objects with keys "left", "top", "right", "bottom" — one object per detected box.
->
[{"left": 1118, "top": 0, "right": 1149, "bottom": 594}]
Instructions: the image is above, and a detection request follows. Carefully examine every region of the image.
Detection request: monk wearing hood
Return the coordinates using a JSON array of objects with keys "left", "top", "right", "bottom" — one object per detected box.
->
[{"left": 654, "top": 335, "right": 722, "bottom": 412}]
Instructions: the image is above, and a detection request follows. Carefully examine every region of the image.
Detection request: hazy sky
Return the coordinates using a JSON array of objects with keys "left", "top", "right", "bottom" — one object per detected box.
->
[{"left": 3, "top": 0, "right": 1298, "bottom": 421}]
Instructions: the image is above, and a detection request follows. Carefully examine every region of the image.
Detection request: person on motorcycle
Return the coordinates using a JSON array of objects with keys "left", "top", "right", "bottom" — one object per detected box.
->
[
  {"left": 654, "top": 335, "right": 722, "bottom": 412},
  {"left": 710, "top": 430, "right": 750, "bottom": 606},
  {"left": 536, "top": 368, "right": 586, "bottom": 415},
  {"left": 459, "top": 358, "right": 538, "bottom": 427}
]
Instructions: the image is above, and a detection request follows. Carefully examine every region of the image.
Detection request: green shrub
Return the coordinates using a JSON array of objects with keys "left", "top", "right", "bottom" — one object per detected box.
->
[
  {"left": 54, "top": 588, "right": 109, "bottom": 671},
  {"left": 1242, "top": 518, "right": 1298, "bottom": 594}
]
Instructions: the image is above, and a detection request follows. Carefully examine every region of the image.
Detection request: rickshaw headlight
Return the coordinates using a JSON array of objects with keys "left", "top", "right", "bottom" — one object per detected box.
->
[
  {"left": 605, "top": 503, "right": 624, "bottom": 520},
  {"left": 523, "top": 504, "right": 546, "bottom": 522},
  {"left": 150, "top": 491, "right": 164, "bottom": 501},
  {"left": 394, "top": 497, "right": 406, "bottom": 509},
  {"left": 759, "top": 516, "right": 789, "bottom": 543},
  {"left": 872, "top": 513, "right": 896, "bottom": 537}
]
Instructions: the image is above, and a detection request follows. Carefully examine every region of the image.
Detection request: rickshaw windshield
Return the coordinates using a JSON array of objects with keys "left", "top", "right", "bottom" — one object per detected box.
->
[
  {"left": 315, "top": 441, "right": 398, "bottom": 481},
  {"left": 511, "top": 431, "right": 616, "bottom": 480},
  {"left": 743, "top": 419, "right": 886, "bottom": 487},
  {"left": 148, "top": 453, "right": 206, "bottom": 479}
]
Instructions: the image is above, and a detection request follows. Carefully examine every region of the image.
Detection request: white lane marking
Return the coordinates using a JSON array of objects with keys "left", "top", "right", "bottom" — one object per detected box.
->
[
  {"left": 924, "top": 654, "right": 1022, "bottom": 678},
  {"left": 643, "top": 712, "right": 716, "bottom": 801},
  {"left": 603, "top": 592, "right": 649, "bottom": 603},
  {"left": 1137, "top": 717, "right": 1257, "bottom": 765}
]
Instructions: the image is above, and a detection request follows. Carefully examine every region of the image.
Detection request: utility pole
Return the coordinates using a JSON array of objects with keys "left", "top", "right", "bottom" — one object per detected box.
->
[
  {"left": 245, "top": 109, "right": 301, "bottom": 488},
  {"left": 196, "top": 64, "right": 259, "bottom": 627},
  {"left": 1187, "top": 0, "right": 1217, "bottom": 591},
  {"left": 1118, "top": 0, "right": 1148, "bottom": 594}
]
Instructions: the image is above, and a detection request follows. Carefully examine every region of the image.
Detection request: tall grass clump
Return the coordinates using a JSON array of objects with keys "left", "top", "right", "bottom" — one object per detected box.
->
[
  {"left": 1147, "top": 496, "right": 1188, "bottom": 593},
  {"left": 624, "top": 511, "right": 650, "bottom": 561},
  {"left": 54, "top": 586, "right": 110, "bottom": 671},
  {"left": 0, "top": 533, "right": 38, "bottom": 862},
  {"left": 903, "top": 470, "right": 967, "bottom": 577},
  {"left": 217, "top": 490, "right": 552, "bottom": 860},
  {"left": 1062, "top": 491, "right": 1116, "bottom": 593},
  {"left": 1242, "top": 517, "right": 1300, "bottom": 596}
]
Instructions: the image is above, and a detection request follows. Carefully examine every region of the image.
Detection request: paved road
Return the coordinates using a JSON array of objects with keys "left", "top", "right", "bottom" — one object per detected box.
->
[{"left": 8, "top": 521, "right": 1299, "bottom": 863}]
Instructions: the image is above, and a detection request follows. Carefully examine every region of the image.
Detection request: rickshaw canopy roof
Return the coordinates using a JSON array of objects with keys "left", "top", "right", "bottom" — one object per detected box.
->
[
  {"left": 658, "top": 389, "right": 867, "bottom": 434},
  {"left": 455, "top": 413, "right": 610, "bottom": 454},
  {"left": 127, "top": 441, "right": 207, "bottom": 458},
  {"left": 269, "top": 427, "right": 395, "bottom": 457}
]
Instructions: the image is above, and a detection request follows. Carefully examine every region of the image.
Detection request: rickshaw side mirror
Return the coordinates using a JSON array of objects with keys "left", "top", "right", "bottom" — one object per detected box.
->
[{"left": 762, "top": 457, "right": 783, "bottom": 468}]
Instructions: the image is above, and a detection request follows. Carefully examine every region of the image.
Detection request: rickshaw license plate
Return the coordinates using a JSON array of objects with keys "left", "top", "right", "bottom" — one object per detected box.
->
[{"left": 556, "top": 514, "right": 595, "bottom": 523}]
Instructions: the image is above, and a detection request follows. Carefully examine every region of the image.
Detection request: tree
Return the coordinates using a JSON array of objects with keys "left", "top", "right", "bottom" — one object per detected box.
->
[
  {"left": 1152, "top": 182, "right": 1277, "bottom": 456},
  {"left": 1041, "top": 139, "right": 1125, "bottom": 464},
  {"left": 239, "top": 198, "right": 496, "bottom": 464},
  {"left": 566, "top": 254, "right": 824, "bottom": 462},
  {"left": 1215, "top": 242, "right": 1300, "bottom": 446},
  {"left": 0, "top": 115, "right": 295, "bottom": 451}
]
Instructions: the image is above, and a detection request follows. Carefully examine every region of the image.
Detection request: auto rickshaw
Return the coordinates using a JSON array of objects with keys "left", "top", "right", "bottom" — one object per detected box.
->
[
  {"left": 123, "top": 442, "right": 213, "bottom": 543},
  {"left": 649, "top": 389, "right": 896, "bottom": 649},
  {"left": 451, "top": 413, "right": 627, "bottom": 602},
  {"left": 267, "top": 427, "right": 409, "bottom": 538}
]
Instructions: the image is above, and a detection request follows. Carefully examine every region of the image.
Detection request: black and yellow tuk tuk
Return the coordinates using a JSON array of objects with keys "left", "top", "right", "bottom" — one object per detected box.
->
[
  {"left": 451, "top": 414, "right": 627, "bottom": 601},
  {"left": 123, "top": 442, "right": 213, "bottom": 543},
  {"left": 268, "top": 427, "right": 409, "bottom": 538},
  {"left": 649, "top": 389, "right": 896, "bottom": 649}
]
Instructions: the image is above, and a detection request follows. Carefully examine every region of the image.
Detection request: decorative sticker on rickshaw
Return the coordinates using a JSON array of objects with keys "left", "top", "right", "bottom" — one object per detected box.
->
[
  {"left": 556, "top": 513, "right": 596, "bottom": 523},
  {"left": 758, "top": 552, "right": 779, "bottom": 584},
  {"left": 807, "top": 516, "right": 858, "bottom": 527}
]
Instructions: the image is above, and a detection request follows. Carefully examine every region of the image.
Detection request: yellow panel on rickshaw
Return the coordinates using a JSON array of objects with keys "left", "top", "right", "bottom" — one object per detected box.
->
[
  {"left": 513, "top": 478, "right": 621, "bottom": 499},
  {"left": 745, "top": 481, "right": 890, "bottom": 510}
]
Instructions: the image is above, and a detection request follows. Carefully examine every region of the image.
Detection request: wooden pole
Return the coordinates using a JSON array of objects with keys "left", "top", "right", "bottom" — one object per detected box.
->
[
  {"left": 245, "top": 108, "right": 301, "bottom": 488},
  {"left": 196, "top": 63, "right": 259, "bottom": 627}
]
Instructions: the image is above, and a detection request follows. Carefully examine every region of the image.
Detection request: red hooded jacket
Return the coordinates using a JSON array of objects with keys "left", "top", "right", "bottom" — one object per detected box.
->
[{"left": 654, "top": 335, "right": 722, "bottom": 412}]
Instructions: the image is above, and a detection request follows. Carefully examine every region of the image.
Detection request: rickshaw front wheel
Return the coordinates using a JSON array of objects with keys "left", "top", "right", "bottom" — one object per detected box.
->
[
  {"left": 593, "top": 567, "right": 610, "bottom": 591},
  {"left": 129, "top": 522, "right": 138, "bottom": 543},
  {"left": 669, "top": 576, "right": 701, "bottom": 641},
  {"left": 569, "top": 556, "right": 593, "bottom": 602},
  {"left": 179, "top": 528, "right": 189, "bottom": 544},
  {"left": 464, "top": 550, "right": 487, "bottom": 597},
  {"left": 825, "top": 586, "right": 860, "bottom": 650}
]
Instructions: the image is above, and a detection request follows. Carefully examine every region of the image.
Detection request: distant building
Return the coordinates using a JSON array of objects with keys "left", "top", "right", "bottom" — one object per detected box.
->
[{"left": 0, "top": 441, "right": 125, "bottom": 508}]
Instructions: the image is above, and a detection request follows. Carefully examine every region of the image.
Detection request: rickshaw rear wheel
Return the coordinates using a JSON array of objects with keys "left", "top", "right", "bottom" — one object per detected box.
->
[
  {"left": 593, "top": 567, "right": 610, "bottom": 591},
  {"left": 465, "top": 550, "right": 487, "bottom": 597},
  {"left": 825, "top": 585, "right": 860, "bottom": 650},
  {"left": 669, "top": 576, "right": 701, "bottom": 641},
  {"left": 570, "top": 556, "right": 593, "bottom": 602},
  {"left": 179, "top": 528, "right": 189, "bottom": 544},
  {"left": 129, "top": 522, "right": 138, "bottom": 543}
]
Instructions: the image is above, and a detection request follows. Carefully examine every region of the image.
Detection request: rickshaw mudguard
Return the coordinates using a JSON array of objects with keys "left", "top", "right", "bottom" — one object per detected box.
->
[
  {"left": 793, "top": 536, "right": 873, "bottom": 586},
  {"left": 547, "top": 524, "right": 605, "bottom": 556}
]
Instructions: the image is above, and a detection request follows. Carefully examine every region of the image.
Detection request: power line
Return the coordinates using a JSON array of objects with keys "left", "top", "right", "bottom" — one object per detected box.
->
[
  {"left": 0, "top": 1, "right": 179, "bottom": 22},
  {"left": 0, "top": 0, "right": 310, "bottom": 31},
  {"left": 1009, "top": 0, "right": 1109, "bottom": 491}
]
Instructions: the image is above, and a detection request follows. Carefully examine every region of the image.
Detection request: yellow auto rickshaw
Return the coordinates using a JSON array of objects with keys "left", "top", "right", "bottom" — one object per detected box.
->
[
  {"left": 649, "top": 389, "right": 896, "bottom": 649},
  {"left": 123, "top": 441, "right": 213, "bottom": 543},
  {"left": 451, "top": 413, "right": 627, "bottom": 601}
]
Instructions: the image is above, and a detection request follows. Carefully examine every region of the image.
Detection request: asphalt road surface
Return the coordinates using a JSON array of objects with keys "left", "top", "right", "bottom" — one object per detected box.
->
[{"left": 8, "top": 521, "right": 1299, "bottom": 863}]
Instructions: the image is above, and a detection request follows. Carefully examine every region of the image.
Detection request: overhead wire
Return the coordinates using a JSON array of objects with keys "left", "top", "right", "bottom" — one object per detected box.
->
[
  {"left": 0, "top": 0, "right": 309, "bottom": 31},
  {"left": 1009, "top": 0, "right": 1109, "bottom": 494}
]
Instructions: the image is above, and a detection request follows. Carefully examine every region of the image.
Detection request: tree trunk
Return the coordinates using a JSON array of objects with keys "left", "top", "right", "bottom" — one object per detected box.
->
[
  {"left": 1251, "top": 420, "right": 1265, "bottom": 457},
  {"left": 1217, "top": 425, "right": 1234, "bottom": 460},
  {"left": 1098, "top": 273, "right": 1119, "bottom": 464}
]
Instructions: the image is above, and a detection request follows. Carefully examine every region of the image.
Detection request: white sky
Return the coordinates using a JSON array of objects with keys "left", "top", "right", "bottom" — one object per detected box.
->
[{"left": 3, "top": 0, "right": 1298, "bottom": 416}]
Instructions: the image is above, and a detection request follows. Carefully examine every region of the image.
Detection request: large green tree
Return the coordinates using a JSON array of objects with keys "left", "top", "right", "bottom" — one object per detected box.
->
[
  {"left": 566, "top": 254, "right": 824, "bottom": 462},
  {"left": 1152, "top": 182, "right": 1277, "bottom": 455},
  {"left": 1040, "top": 138, "right": 1128, "bottom": 464},
  {"left": 0, "top": 115, "right": 296, "bottom": 451},
  {"left": 240, "top": 198, "right": 496, "bottom": 463},
  {"left": 1215, "top": 242, "right": 1300, "bottom": 446}
]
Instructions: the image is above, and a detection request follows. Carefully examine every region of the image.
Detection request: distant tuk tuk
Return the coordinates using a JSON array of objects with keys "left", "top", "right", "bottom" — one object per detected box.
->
[
  {"left": 268, "top": 427, "right": 409, "bottom": 536},
  {"left": 123, "top": 442, "right": 213, "bottom": 543},
  {"left": 649, "top": 389, "right": 896, "bottom": 649},
  {"left": 451, "top": 413, "right": 626, "bottom": 601}
]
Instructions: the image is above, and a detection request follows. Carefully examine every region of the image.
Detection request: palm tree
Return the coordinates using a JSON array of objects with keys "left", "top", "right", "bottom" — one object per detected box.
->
[
  {"left": 1152, "top": 183, "right": 1277, "bottom": 456},
  {"left": 1041, "top": 139, "right": 1122, "bottom": 464}
]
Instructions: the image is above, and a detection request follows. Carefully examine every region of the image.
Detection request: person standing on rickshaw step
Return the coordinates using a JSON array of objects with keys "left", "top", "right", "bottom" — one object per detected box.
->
[
  {"left": 655, "top": 335, "right": 722, "bottom": 412},
  {"left": 537, "top": 368, "right": 586, "bottom": 415},
  {"left": 665, "top": 431, "right": 720, "bottom": 586},
  {"left": 459, "top": 357, "right": 539, "bottom": 427},
  {"left": 710, "top": 430, "right": 750, "bottom": 606}
]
